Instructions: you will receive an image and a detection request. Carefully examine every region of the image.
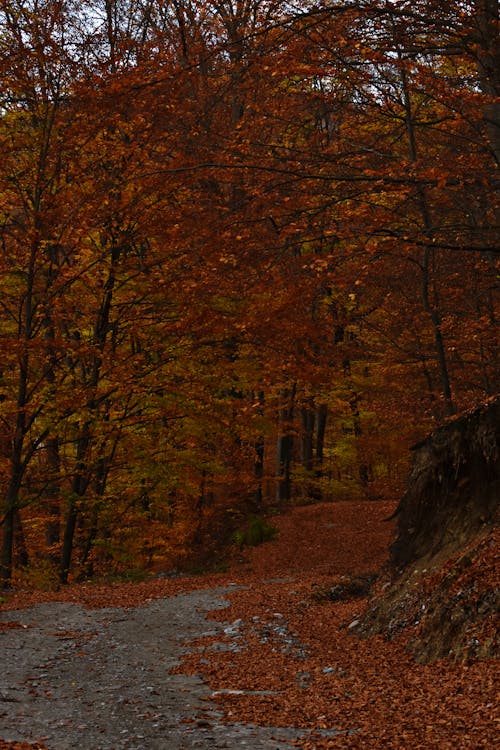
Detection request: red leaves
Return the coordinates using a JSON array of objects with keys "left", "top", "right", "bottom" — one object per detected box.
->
[
  {"left": 176, "top": 501, "right": 496, "bottom": 749},
  {"left": 0, "top": 500, "right": 497, "bottom": 748},
  {"left": 0, "top": 621, "right": 27, "bottom": 632}
]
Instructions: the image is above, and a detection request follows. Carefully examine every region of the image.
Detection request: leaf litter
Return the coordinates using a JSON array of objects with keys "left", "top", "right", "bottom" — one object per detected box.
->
[{"left": 1, "top": 500, "right": 498, "bottom": 749}]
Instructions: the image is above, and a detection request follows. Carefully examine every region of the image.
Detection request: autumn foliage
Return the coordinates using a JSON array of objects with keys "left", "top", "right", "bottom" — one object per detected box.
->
[
  {"left": 0, "top": 1, "right": 498, "bottom": 586},
  {"left": 1, "top": 496, "right": 498, "bottom": 748}
]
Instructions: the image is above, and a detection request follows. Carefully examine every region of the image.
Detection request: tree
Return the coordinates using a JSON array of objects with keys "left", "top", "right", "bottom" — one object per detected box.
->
[
  {"left": 0, "top": 0, "right": 83, "bottom": 585},
  {"left": 0, "top": 0, "right": 497, "bottom": 584}
]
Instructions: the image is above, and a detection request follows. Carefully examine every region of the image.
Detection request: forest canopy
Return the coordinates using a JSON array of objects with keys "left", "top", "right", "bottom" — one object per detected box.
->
[{"left": 0, "top": 0, "right": 498, "bottom": 586}]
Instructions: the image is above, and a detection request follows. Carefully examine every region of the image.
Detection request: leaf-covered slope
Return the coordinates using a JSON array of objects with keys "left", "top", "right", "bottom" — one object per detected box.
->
[{"left": 360, "top": 396, "right": 500, "bottom": 662}]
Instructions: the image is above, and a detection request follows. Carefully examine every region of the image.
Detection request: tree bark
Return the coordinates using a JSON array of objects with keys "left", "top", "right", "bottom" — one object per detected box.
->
[
  {"left": 276, "top": 384, "right": 296, "bottom": 503},
  {"left": 476, "top": 0, "right": 500, "bottom": 165},
  {"left": 399, "top": 55, "right": 455, "bottom": 415},
  {"left": 60, "top": 430, "right": 91, "bottom": 584}
]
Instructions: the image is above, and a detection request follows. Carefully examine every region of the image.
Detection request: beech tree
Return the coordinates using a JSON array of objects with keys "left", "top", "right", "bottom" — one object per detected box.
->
[
  {"left": 0, "top": 0, "right": 497, "bottom": 584},
  {"left": 0, "top": 0, "right": 81, "bottom": 584}
]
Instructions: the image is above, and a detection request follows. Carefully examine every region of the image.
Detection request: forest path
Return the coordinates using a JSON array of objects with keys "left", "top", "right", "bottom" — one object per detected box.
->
[
  {"left": 1, "top": 500, "right": 496, "bottom": 749},
  {"left": 0, "top": 500, "right": 394, "bottom": 749},
  {"left": 0, "top": 588, "right": 308, "bottom": 749}
]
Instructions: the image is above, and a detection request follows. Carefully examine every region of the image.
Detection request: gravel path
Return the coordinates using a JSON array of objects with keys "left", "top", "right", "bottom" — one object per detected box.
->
[{"left": 0, "top": 588, "right": 306, "bottom": 749}]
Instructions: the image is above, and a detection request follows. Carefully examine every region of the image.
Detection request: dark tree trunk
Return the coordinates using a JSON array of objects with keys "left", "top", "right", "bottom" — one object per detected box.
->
[
  {"left": 476, "top": 0, "right": 500, "bottom": 165},
  {"left": 311, "top": 403, "right": 328, "bottom": 501},
  {"left": 14, "top": 509, "right": 29, "bottom": 569},
  {"left": 301, "top": 402, "right": 315, "bottom": 474},
  {"left": 253, "top": 435, "right": 265, "bottom": 510},
  {"left": 60, "top": 431, "right": 91, "bottom": 584},
  {"left": 1, "top": 424, "right": 26, "bottom": 587},
  {"left": 44, "top": 437, "right": 61, "bottom": 551},
  {"left": 250, "top": 391, "right": 265, "bottom": 511},
  {"left": 276, "top": 385, "right": 296, "bottom": 503},
  {"left": 1, "top": 502, "right": 15, "bottom": 588}
]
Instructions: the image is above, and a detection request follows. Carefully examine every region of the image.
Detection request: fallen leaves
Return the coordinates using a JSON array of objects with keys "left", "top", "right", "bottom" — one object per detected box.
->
[
  {"left": 0, "top": 500, "right": 497, "bottom": 748},
  {"left": 175, "top": 501, "right": 498, "bottom": 748},
  {"left": 0, "top": 622, "right": 27, "bottom": 632}
]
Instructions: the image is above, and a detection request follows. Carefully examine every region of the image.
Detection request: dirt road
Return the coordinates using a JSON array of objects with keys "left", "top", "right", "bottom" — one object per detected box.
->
[{"left": 0, "top": 588, "right": 306, "bottom": 749}]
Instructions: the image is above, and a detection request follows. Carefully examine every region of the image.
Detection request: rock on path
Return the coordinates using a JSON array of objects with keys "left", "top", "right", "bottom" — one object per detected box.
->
[{"left": 0, "top": 588, "right": 304, "bottom": 749}]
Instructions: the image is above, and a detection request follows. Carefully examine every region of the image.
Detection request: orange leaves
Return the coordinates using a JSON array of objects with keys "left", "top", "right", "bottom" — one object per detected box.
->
[
  {"left": 168, "top": 500, "right": 496, "bottom": 749},
  {"left": 0, "top": 0, "right": 498, "bottom": 585},
  {"left": 1, "top": 498, "right": 496, "bottom": 747},
  {"left": 0, "top": 743, "right": 47, "bottom": 750}
]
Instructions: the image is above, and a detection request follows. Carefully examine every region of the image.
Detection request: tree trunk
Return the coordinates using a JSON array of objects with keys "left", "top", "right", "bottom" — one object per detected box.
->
[
  {"left": 253, "top": 436, "right": 265, "bottom": 511},
  {"left": 399, "top": 57, "right": 455, "bottom": 415},
  {"left": 300, "top": 399, "right": 315, "bottom": 500},
  {"left": 1, "top": 501, "right": 15, "bottom": 588},
  {"left": 311, "top": 403, "right": 328, "bottom": 501},
  {"left": 14, "top": 510, "right": 29, "bottom": 569},
  {"left": 60, "top": 498, "right": 79, "bottom": 585},
  {"left": 1, "top": 399, "right": 28, "bottom": 587},
  {"left": 276, "top": 384, "right": 296, "bottom": 503},
  {"left": 301, "top": 402, "right": 315, "bottom": 473},
  {"left": 44, "top": 437, "right": 61, "bottom": 551},
  {"left": 60, "top": 431, "right": 91, "bottom": 584},
  {"left": 476, "top": 0, "right": 500, "bottom": 165}
]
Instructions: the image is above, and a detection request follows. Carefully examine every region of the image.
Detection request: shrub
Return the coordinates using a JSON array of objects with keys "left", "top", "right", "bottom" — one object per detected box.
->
[{"left": 233, "top": 516, "right": 278, "bottom": 547}]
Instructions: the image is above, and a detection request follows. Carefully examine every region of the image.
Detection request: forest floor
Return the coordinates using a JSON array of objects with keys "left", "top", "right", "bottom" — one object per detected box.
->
[{"left": 0, "top": 500, "right": 498, "bottom": 749}]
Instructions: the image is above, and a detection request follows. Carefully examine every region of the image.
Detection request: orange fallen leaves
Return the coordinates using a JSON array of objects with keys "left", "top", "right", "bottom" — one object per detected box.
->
[
  {"left": 177, "top": 501, "right": 499, "bottom": 749},
  {"left": 1, "top": 500, "right": 497, "bottom": 748}
]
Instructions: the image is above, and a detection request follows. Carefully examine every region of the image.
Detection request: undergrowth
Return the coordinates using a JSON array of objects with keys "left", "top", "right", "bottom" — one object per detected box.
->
[{"left": 233, "top": 516, "right": 278, "bottom": 547}]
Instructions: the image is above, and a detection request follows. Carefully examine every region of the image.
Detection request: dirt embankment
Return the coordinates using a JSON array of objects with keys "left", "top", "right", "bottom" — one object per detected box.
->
[{"left": 360, "top": 396, "right": 500, "bottom": 662}]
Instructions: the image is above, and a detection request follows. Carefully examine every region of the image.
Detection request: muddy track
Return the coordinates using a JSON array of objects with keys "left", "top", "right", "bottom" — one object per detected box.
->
[{"left": 0, "top": 588, "right": 307, "bottom": 749}]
